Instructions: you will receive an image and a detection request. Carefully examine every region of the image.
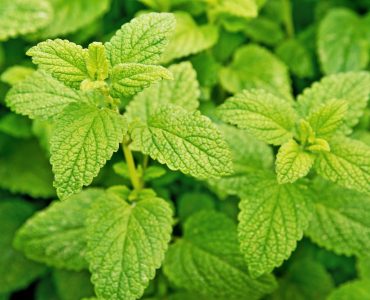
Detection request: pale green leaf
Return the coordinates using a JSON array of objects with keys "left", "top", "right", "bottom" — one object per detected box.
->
[
  {"left": 0, "top": 200, "right": 46, "bottom": 293},
  {"left": 306, "top": 180, "right": 370, "bottom": 257},
  {"left": 276, "top": 139, "right": 315, "bottom": 184},
  {"left": 86, "top": 42, "right": 109, "bottom": 81},
  {"left": 86, "top": 193, "right": 173, "bottom": 300},
  {"left": 33, "top": 0, "right": 110, "bottom": 39},
  {"left": 307, "top": 99, "right": 348, "bottom": 139},
  {"left": 160, "top": 12, "right": 218, "bottom": 63},
  {"left": 14, "top": 189, "right": 105, "bottom": 270},
  {"left": 296, "top": 71, "right": 370, "bottom": 134},
  {"left": 314, "top": 137, "right": 370, "bottom": 194},
  {"left": 238, "top": 174, "right": 313, "bottom": 277},
  {"left": 218, "top": 89, "right": 297, "bottom": 145},
  {"left": 318, "top": 8, "right": 369, "bottom": 75},
  {"left": 163, "top": 211, "right": 277, "bottom": 299},
  {"left": 0, "top": 66, "right": 34, "bottom": 86},
  {"left": 110, "top": 63, "right": 172, "bottom": 97},
  {"left": 126, "top": 62, "right": 200, "bottom": 122},
  {"left": 327, "top": 280, "right": 370, "bottom": 300},
  {"left": 6, "top": 70, "right": 83, "bottom": 120},
  {"left": 219, "top": 44, "right": 292, "bottom": 101},
  {"left": 51, "top": 103, "right": 127, "bottom": 199},
  {"left": 105, "top": 12, "right": 176, "bottom": 66},
  {"left": 27, "top": 39, "right": 89, "bottom": 89},
  {"left": 208, "top": 0, "right": 258, "bottom": 19},
  {"left": 130, "top": 104, "right": 233, "bottom": 179},
  {"left": 0, "top": 0, "right": 51, "bottom": 41}
]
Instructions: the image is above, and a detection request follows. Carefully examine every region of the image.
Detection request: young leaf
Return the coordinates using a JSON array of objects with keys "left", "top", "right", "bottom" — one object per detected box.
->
[
  {"left": 326, "top": 280, "right": 370, "bottom": 300},
  {"left": 238, "top": 174, "right": 313, "bottom": 277},
  {"left": 105, "top": 12, "right": 176, "bottom": 66},
  {"left": 219, "top": 44, "right": 292, "bottom": 101},
  {"left": 163, "top": 211, "right": 277, "bottom": 299},
  {"left": 314, "top": 137, "right": 370, "bottom": 194},
  {"left": 307, "top": 99, "right": 348, "bottom": 139},
  {"left": 0, "top": 200, "right": 46, "bottom": 293},
  {"left": 208, "top": 0, "right": 258, "bottom": 20},
  {"left": 110, "top": 63, "right": 172, "bottom": 97},
  {"left": 0, "top": 0, "right": 51, "bottom": 41},
  {"left": 6, "top": 70, "right": 83, "bottom": 120},
  {"left": 276, "top": 139, "right": 315, "bottom": 184},
  {"left": 51, "top": 103, "right": 127, "bottom": 199},
  {"left": 218, "top": 89, "right": 297, "bottom": 145},
  {"left": 318, "top": 8, "right": 368, "bottom": 74},
  {"left": 0, "top": 66, "right": 34, "bottom": 86},
  {"left": 306, "top": 180, "right": 370, "bottom": 257},
  {"left": 126, "top": 62, "right": 200, "bottom": 122},
  {"left": 130, "top": 104, "right": 233, "bottom": 179},
  {"left": 27, "top": 39, "right": 89, "bottom": 89},
  {"left": 160, "top": 12, "right": 218, "bottom": 63},
  {"left": 86, "top": 193, "right": 173, "bottom": 300},
  {"left": 296, "top": 71, "right": 370, "bottom": 134},
  {"left": 14, "top": 189, "right": 105, "bottom": 271},
  {"left": 86, "top": 42, "right": 109, "bottom": 81}
]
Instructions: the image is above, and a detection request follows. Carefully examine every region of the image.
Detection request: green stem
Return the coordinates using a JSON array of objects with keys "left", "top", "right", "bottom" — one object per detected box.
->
[
  {"left": 122, "top": 138, "right": 141, "bottom": 190},
  {"left": 283, "top": 0, "right": 294, "bottom": 38}
]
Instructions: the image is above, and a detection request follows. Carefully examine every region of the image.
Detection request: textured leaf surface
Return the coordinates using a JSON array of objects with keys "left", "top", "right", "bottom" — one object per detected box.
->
[
  {"left": 0, "top": 200, "right": 45, "bottom": 293},
  {"left": 163, "top": 211, "right": 277, "bottom": 299},
  {"left": 327, "top": 280, "right": 370, "bottom": 300},
  {"left": 130, "top": 105, "right": 233, "bottom": 179},
  {"left": 33, "top": 0, "right": 110, "bottom": 38},
  {"left": 6, "top": 70, "right": 82, "bottom": 120},
  {"left": 238, "top": 174, "right": 313, "bottom": 277},
  {"left": 307, "top": 100, "right": 347, "bottom": 139},
  {"left": 14, "top": 189, "right": 104, "bottom": 270},
  {"left": 219, "top": 45, "right": 292, "bottom": 100},
  {"left": 110, "top": 63, "right": 172, "bottom": 97},
  {"left": 105, "top": 12, "right": 176, "bottom": 66},
  {"left": 306, "top": 180, "right": 370, "bottom": 256},
  {"left": 0, "top": 0, "right": 51, "bottom": 41},
  {"left": 27, "top": 39, "right": 88, "bottom": 89},
  {"left": 276, "top": 140, "right": 315, "bottom": 184},
  {"left": 218, "top": 89, "right": 297, "bottom": 145},
  {"left": 318, "top": 9, "right": 368, "bottom": 74},
  {"left": 51, "top": 103, "right": 127, "bottom": 199},
  {"left": 296, "top": 72, "right": 370, "bottom": 134},
  {"left": 126, "top": 62, "right": 200, "bottom": 122},
  {"left": 86, "top": 193, "right": 173, "bottom": 300},
  {"left": 86, "top": 42, "right": 109, "bottom": 81},
  {"left": 315, "top": 137, "right": 370, "bottom": 194},
  {"left": 161, "top": 12, "right": 218, "bottom": 63}
]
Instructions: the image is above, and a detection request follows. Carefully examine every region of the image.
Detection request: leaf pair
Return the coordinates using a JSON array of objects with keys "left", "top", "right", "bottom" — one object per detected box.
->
[{"left": 219, "top": 71, "right": 370, "bottom": 193}]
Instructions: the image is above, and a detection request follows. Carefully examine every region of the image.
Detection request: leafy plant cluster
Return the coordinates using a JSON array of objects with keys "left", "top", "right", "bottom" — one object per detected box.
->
[{"left": 1, "top": 0, "right": 370, "bottom": 300}]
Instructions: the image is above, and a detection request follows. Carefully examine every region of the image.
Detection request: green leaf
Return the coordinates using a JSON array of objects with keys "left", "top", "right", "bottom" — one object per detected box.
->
[
  {"left": 51, "top": 103, "right": 127, "bottom": 199},
  {"left": 318, "top": 8, "right": 369, "bottom": 74},
  {"left": 358, "top": 256, "right": 370, "bottom": 279},
  {"left": 35, "top": 276, "right": 59, "bottom": 300},
  {"left": 307, "top": 99, "right": 348, "bottom": 139},
  {"left": 126, "top": 62, "right": 200, "bottom": 122},
  {"left": 130, "top": 104, "right": 233, "bottom": 179},
  {"left": 0, "top": 200, "right": 46, "bottom": 293},
  {"left": 27, "top": 39, "right": 89, "bottom": 89},
  {"left": 14, "top": 189, "right": 104, "bottom": 270},
  {"left": 0, "top": 113, "right": 32, "bottom": 138},
  {"left": 86, "top": 192, "right": 173, "bottom": 300},
  {"left": 238, "top": 174, "right": 313, "bottom": 277},
  {"left": 208, "top": 0, "right": 258, "bottom": 20},
  {"left": 86, "top": 42, "right": 109, "bottom": 81},
  {"left": 296, "top": 71, "right": 370, "bottom": 134},
  {"left": 105, "top": 12, "right": 176, "bottom": 66},
  {"left": 327, "top": 280, "right": 370, "bottom": 300},
  {"left": 110, "top": 63, "right": 172, "bottom": 97},
  {"left": 164, "top": 211, "right": 276, "bottom": 299},
  {"left": 243, "top": 17, "right": 284, "bottom": 46},
  {"left": 178, "top": 192, "right": 215, "bottom": 222},
  {"left": 0, "top": 136, "right": 55, "bottom": 198},
  {"left": 314, "top": 137, "right": 370, "bottom": 194},
  {"left": 306, "top": 180, "right": 370, "bottom": 257},
  {"left": 0, "top": 0, "right": 51, "bottom": 41},
  {"left": 6, "top": 70, "right": 83, "bottom": 120},
  {"left": 218, "top": 89, "right": 297, "bottom": 145},
  {"left": 160, "top": 12, "right": 218, "bottom": 63},
  {"left": 219, "top": 44, "right": 292, "bottom": 100},
  {"left": 33, "top": 0, "right": 110, "bottom": 39},
  {"left": 0, "top": 66, "right": 34, "bottom": 86},
  {"left": 276, "top": 139, "right": 315, "bottom": 184}
]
